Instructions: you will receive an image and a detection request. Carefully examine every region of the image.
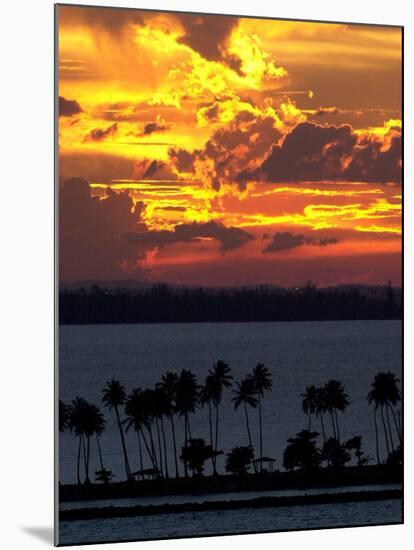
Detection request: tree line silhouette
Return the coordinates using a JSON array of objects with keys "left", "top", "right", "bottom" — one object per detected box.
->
[
  {"left": 59, "top": 365, "right": 402, "bottom": 485},
  {"left": 59, "top": 283, "right": 401, "bottom": 324}
]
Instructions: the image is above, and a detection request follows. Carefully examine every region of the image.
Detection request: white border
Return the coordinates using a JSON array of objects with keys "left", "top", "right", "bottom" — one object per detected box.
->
[{"left": 1, "top": 1, "right": 412, "bottom": 548}]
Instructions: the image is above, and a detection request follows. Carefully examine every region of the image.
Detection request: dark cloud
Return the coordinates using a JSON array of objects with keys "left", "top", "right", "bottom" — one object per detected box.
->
[
  {"left": 59, "top": 177, "right": 146, "bottom": 281},
  {"left": 257, "top": 122, "right": 401, "bottom": 184},
  {"left": 134, "top": 159, "right": 177, "bottom": 180},
  {"left": 59, "top": 96, "right": 83, "bottom": 117},
  {"left": 124, "top": 221, "right": 254, "bottom": 252},
  {"left": 176, "top": 13, "right": 242, "bottom": 73},
  {"left": 263, "top": 231, "right": 339, "bottom": 253},
  {"left": 169, "top": 110, "right": 282, "bottom": 190},
  {"left": 155, "top": 206, "right": 187, "bottom": 212},
  {"left": 84, "top": 123, "right": 118, "bottom": 142},
  {"left": 141, "top": 120, "right": 170, "bottom": 136}
]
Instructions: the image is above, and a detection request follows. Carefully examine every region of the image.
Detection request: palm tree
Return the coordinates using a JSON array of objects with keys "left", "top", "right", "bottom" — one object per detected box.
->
[
  {"left": 153, "top": 386, "right": 172, "bottom": 479},
  {"left": 157, "top": 372, "right": 180, "bottom": 478},
  {"left": 200, "top": 374, "right": 221, "bottom": 474},
  {"left": 232, "top": 377, "right": 258, "bottom": 472},
  {"left": 175, "top": 369, "right": 199, "bottom": 478},
  {"left": 209, "top": 360, "right": 233, "bottom": 466},
  {"left": 140, "top": 388, "right": 160, "bottom": 476},
  {"left": 249, "top": 363, "right": 272, "bottom": 471},
  {"left": 82, "top": 402, "right": 106, "bottom": 483},
  {"left": 368, "top": 372, "right": 402, "bottom": 461},
  {"left": 102, "top": 379, "right": 132, "bottom": 481},
  {"left": 68, "top": 397, "right": 88, "bottom": 485},
  {"left": 124, "top": 388, "right": 154, "bottom": 476},
  {"left": 301, "top": 386, "right": 318, "bottom": 431},
  {"left": 324, "top": 380, "right": 349, "bottom": 442}
]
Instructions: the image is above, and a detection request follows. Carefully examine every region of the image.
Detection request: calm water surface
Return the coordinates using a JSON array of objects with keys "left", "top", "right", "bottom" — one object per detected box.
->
[{"left": 59, "top": 498, "right": 402, "bottom": 544}]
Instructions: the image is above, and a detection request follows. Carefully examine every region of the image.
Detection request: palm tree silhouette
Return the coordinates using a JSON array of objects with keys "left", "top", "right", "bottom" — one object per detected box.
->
[
  {"left": 68, "top": 398, "right": 105, "bottom": 484},
  {"left": 124, "top": 388, "right": 154, "bottom": 476},
  {"left": 102, "top": 379, "right": 132, "bottom": 481},
  {"left": 232, "top": 377, "right": 258, "bottom": 473},
  {"left": 209, "top": 360, "right": 233, "bottom": 468},
  {"left": 68, "top": 397, "right": 88, "bottom": 485},
  {"left": 200, "top": 373, "right": 221, "bottom": 474},
  {"left": 157, "top": 372, "right": 180, "bottom": 478},
  {"left": 301, "top": 386, "right": 318, "bottom": 431},
  {"left": 175, "top": 369, "right": 199, "bottom": 477},
  {"left": 324, "top": 380, "right": 349, "bottom": 442},
  {"left": 153, "top": 386, "right": 171, "bottom": 478},
  {"left": 368, "top": 371, "right": 402, "bottom": 461},
  {"left": 82, "top": 402, "right": 105, "bottom": 483},
  {"left": 249, "top": 363, "right": 272, "bottom": 471},
  {"left": 140, "top": 388, "right": 161, "bottom": 476}
]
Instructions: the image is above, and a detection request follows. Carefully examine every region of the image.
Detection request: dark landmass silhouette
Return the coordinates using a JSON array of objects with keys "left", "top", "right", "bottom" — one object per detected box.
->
[
  {"left": 60, "top": 488, "right": 402, "bottom": 521},
  {"left": 60, "top": 464, "right": 402, "bottom": 503},
  {"left": 59, "top": 282, "right": 401, "bottom": 324}
]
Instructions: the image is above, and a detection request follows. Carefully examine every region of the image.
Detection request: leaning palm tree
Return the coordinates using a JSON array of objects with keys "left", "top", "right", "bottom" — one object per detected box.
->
[
  {"left": 102, "top": 379, "right": 132, "bottom": 481},
  {"left": 324, "top": 380, "right": 349, "bottom": 442},
  {"left": 301, "top": 385, "right": 318, "bottom": 431},
  {"left": 209, "top": 360, "right": 233, "bottom": 467},
  {"left": 200, "top": 374, "right": 221, "bottom": 474},
  {"left": 232, "top": 377, "right": 258, "bottom": 473},
  {"left": 249, "top": 363, "right": 272, "bottom": 471},
  {"left": 157, "top": 372, "right": 180, "bottom": 478},
  {"left": 175, "top": 369, "right": 199, "bottom": 478}
]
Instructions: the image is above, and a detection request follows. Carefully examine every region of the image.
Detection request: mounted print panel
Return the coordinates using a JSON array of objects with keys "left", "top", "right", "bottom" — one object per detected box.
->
[{"left": 56, "top": 3, "right": 403, "bottom": 546}]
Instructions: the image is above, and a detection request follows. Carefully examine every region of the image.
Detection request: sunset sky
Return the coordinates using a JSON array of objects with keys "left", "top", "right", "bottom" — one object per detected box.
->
[{"left": 58, "top": 5, "right": 402, "bottom": 287}]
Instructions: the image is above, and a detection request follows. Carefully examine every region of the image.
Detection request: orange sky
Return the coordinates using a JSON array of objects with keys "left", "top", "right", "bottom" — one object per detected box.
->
[{"left": 58, "top": 5, "right": 402, "bottom": 287}]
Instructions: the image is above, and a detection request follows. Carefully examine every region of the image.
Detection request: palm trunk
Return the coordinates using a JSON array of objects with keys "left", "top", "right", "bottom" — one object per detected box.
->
[
  {"left": 141, "top": 427, "right": 156, "bottom": 470},
  {"left": 187, "top": 414, "right": 193, "bottom": 440},
  {"left": 258, "top": 394, "right": 263, "bottom": 472},
  {"left": 155, "top": 417, "right": 164, "bottom": 478},
  {"left": 385, "top": 405, "right": 395, "bottom": 451},
  {"left": 320, "top": 413, "right": 326, "bottom": 443},
  {"left": 169, "top": 414, "right": 179, "bottom": 478},
  {"left": 85, "top": 435, "right": 91, "bottom": 483},
  {"left": 76, "top": 435, "right": 82, "bottom": 485},
  {"left": 115, "top": 406, "right": 132, "bottom": 481},
  {"left": 81, "top": 434, "right": 88, "bottom": 479},
  {"left": 147, "top": 424, "right": 159, "bottom": 473},
  {"left": 207, "top": 401, "right": 216, "bottom": 474},
  {"left": 389, "top": 405, "right": 402, "bottom": 444},
  {"left": 214, "top": 403, "right": 219, "bottom": 473},
  {"left": 373, "top": 408, "right": 380, "bottom": 465},
  {"left": 380, "top": 406, "right": 390, "bottom": 456},
  {"left": 136, "top": 430, "right": 144, "bottom": 476},
  {"left": 329, "top": 411, "right": 337, "bottom": 439},
  {"left": 183, "top": 413, "right": 188, "bottom": 478},
  {"left": 334, "top": 410, "right": 341, "bottom": 443},
  {"left": 96, "top": 433, "right": 104, "bottom": 471},
  {"left": 308, "top": 413, "right": 312, "bottom": 432},
  {"left": 160, "top": 417, "right": 169, "bottom": 479},
  {"left": 244, "top": 402, "right": 257, "bottom": 473}
]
